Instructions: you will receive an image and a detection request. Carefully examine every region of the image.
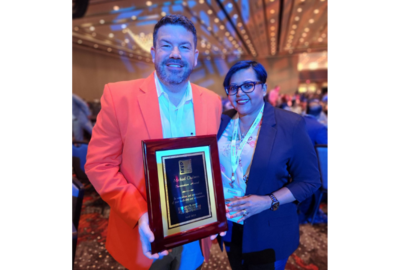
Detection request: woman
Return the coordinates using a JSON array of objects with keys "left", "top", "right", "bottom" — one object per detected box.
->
[{"left": 216, "top": 60, "right": 321, "bottom": 270}]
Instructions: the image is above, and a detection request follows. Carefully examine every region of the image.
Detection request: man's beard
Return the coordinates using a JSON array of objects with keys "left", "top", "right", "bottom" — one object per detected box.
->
[{"left": 155, "top": 59, "right": 193, "bottom": 85}]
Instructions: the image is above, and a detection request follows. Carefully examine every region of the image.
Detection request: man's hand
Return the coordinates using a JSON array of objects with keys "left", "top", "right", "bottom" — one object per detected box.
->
[
  {"left": 138, "top": 212, "right": 169, "bottom": 259},
  {"left": 226, "top": 195, "right": 271, "bottom": 223}
]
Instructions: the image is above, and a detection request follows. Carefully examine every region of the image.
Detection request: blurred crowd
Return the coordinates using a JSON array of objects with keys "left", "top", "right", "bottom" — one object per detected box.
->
[
  {"left": 74, "top": 86, "right": 328, "bottom": 143},
  {"left": 222, "top": 85, "right": 328, "bottom": 128}
]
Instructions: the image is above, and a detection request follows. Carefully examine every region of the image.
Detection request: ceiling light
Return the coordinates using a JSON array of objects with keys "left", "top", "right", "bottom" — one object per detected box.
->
[
  {"left": 214, "top": 18, "right": 219, "bottom": 23},
  {"left": 297, "top": 8, "right": 302, "bottom": 12},
  {"left": 113, "top": 6, "right": 119, "bottom": 11},
  {"left": 292, "top": 25, "right": 297, "bottom": 29},
  {"left": 244, "top": 35, "right": 248, "bottom": 39},
  {"left": 220, "top": 25, "right": 225, "bottom": 30},
  {"left": 161, "top": 12, "right": 166, "bottom": 17},
  {"left": 107, "top": 48, "right": 112, "bottom": 52},
  {"left": 74, "top": 27, "right": 79, "bottom": 31},
  {"left": 302, "top": 33, "right": 307, "bottom": 37},
  {"left": 199, "top": 0, "right": 204, "bottom": 3},
  {"left": 241, "top": 29, "right": 246, "bottom": 33},
  {"left": 300, "top": 38, "right": 304, "bottom": 42},
  {"left": 270, "top": 0, "right": 275, "bottom": 2},
  {"left": 94, "top": 44, "right": 98, "bottom": 48},
  {"left": 77, "top": 40, "right": 82, "bottom": 44},
  {"left": 229, "top": 36, "right": 233, "bottom": 41},
  {"left": 233, "top": 14, "right": 238, "bottom": 19},
  {"left": 207, "top": 26, "right": 212, "bottom": 31},
  {"left": 207, "top": 10, "right": 213, "bottom": 14},
  {"left": 205, "top": 50, "right": 210, "bottom": 54},
  {"left": 318, "top": 38, "right": 323, "bottom": 42},
  {"left": 225, "top": 32, "right": 230, "bottom": 36},
  {"left": 125, "top": 39, "right": 129, "bottom": 43},
  {"left": 109, "top": 33, "right": 114, "bottom": 38},
  {"left": 271, "top": 37, "right": 275, "bottom": 41},
  {"left": 121, "top": 24, "right": 127, "bottom": 29},
  {"left": 305, "top": 28, "right": 309, "bottom": 32},
  {"left": 290, "top": 30, "right": 295, "bottom": 34},
  {"left": 271, "top": 26, "right": 275, "bottom": 30},
  {"left": 238, "top": 23, "right": 242, "bottom": 27},
  {"left": 309, "top": 19, "right": 314, "bottom": 24},
  {"left": 227, "top": 3, "right": 233, "bottom": 8},
  {"left": 99, "top": 20, "right": 105, "bottom": 24},
  {"left": 131, "top": 16, "right": 137, "bottom": 20},
  {"left": 89, "top": 26, "right": 95, "bottom": 31},
  {"left": 322, "top": 33, "right": 326, "bottom": 38},
  {"left": 140, "top": 32, "right": 145, "bottom": 37},
  {"left": 271, "top": 33, "right": 275, "bottom": 36},
  {"left": 270, "top": 9, "right": 275, "bottom": 14},
  {"left": 201, "top": 43, "right": 206, "bottom": 48},
  {"left": 146, "top": 1, "right": 152, "bottom": 6},
  {"left": 314, "top": 9, "right": 319, "bottom": 14},
  {"left": 270, "top": 19, "right": 275, "bottom": 23},
  {"left": 295, "top": 16, "right": 300, "bottom": 21}
]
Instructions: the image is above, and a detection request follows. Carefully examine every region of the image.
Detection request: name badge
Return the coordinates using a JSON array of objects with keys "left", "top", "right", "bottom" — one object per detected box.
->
[{"left": 224, "top": 187, "right": 243, "bottom": 198}]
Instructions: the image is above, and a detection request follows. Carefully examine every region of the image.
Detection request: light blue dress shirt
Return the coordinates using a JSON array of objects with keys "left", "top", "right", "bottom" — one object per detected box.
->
[
  {"left": 155, "top": 73, "right": 196, "bottom": 138},
  {"left": 154, "top": 72, "right": 203, "bottom": 270}
]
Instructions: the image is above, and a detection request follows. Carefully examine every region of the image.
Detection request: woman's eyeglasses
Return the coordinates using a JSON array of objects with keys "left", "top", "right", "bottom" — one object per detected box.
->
[{"left": 225, "top": 81, "right": 263, "bottom": 96}]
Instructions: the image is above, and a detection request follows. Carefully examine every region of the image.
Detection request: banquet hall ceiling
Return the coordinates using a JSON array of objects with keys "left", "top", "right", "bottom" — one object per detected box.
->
[{"left": 72, "top": 0, "right": 327, "bottom": 62}]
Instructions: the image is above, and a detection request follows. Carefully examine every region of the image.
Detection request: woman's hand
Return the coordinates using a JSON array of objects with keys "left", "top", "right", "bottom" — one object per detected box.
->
[{"left": 226, "top": 195, "right": 271, "bottom": 223}]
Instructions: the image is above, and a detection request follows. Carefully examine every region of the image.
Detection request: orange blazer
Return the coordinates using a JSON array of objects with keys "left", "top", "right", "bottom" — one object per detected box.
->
[{"left": 85, "top": 72, "right": 222, "bottom": 270}]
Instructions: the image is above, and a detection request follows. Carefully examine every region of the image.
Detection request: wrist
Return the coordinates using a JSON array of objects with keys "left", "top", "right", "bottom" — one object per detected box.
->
[{"left": 264, "top": 196, "right": 273, "bottom": 211}]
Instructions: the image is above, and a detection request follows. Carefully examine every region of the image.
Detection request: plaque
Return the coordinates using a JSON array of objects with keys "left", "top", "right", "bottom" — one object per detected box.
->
[{"left": 142, "top": 135, "right": 228, "bottom": 254}]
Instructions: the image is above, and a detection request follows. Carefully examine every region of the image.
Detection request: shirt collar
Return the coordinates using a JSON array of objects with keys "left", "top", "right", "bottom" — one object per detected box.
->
[{"left": 154, "top": 71, "right": 193, "bottom": 102}]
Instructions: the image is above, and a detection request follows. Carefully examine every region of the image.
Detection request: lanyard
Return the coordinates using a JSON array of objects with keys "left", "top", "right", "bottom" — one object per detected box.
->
[{"left": 230, "top": 105, "right": 264, "bottom": 186}]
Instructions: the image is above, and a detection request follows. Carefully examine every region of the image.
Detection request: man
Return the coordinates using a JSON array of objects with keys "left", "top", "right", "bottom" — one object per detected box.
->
[
  {"left": 298, "top": 101, "right": 328, "bottom": 223},
  {"left": 72, "top": 93, "right": 93, "bottom": 141},
  {"left": 85, "top": 15, "right": 222, "bottom": 270},
  {"left": 307, "top": 99, "right": 328, "bottom": 126}
]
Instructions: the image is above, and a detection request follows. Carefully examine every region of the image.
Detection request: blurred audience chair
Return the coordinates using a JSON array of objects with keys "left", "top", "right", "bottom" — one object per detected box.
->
[
  {"left": 73, "top": 141, "right": 108, "bottom": 214},
  {"left": 73, "top": 142, "right": 89, "bottom": 183},
  {"left": 311, "top": 144, "right": 328, "bottom": 224},
  {"left": 73, "top": 177, "right": 85, "bottom": 262}
]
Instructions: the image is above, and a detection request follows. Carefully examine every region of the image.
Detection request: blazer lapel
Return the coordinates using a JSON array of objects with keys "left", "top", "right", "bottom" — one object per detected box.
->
[
  {"left": 192, "top": 84, "right": 208, "bottom": 135},
  {"left": 245, "top": 102, "right": 277, "bottom": 195},
  {"left": 138, "top": 72, "right": 163, "bottom": 139}
]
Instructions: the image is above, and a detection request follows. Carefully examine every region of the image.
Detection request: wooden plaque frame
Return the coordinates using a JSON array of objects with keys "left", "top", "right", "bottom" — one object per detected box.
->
[{"left": 142, "top": 135, "right": 227, "bottom": 254}]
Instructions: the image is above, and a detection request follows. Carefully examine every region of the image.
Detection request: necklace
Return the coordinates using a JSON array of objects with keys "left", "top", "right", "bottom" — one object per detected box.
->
[{"left": 229, "top": 105, "right": 264, "bottom": 188}]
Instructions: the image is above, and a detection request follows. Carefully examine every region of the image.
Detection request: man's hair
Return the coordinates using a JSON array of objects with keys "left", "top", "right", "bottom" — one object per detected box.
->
[
  {"left": 223, "top": 60, "right": 268, "bottom": 91},
  {"left": 153, "top": 14, "right": 197, "bottom": 48}
]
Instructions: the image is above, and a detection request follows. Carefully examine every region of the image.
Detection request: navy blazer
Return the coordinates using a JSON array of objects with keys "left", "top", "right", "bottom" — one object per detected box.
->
[{"left": 217, "top": 101, "right": 321, "bottom": 263}]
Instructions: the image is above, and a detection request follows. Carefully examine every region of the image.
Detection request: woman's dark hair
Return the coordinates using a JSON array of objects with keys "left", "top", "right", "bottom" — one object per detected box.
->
[
  {"left": 153, "top": 14, "right": 197, "bottom": 48},
  {"left": 223, "top": 60, "right": 268, "bottom": 91}
]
